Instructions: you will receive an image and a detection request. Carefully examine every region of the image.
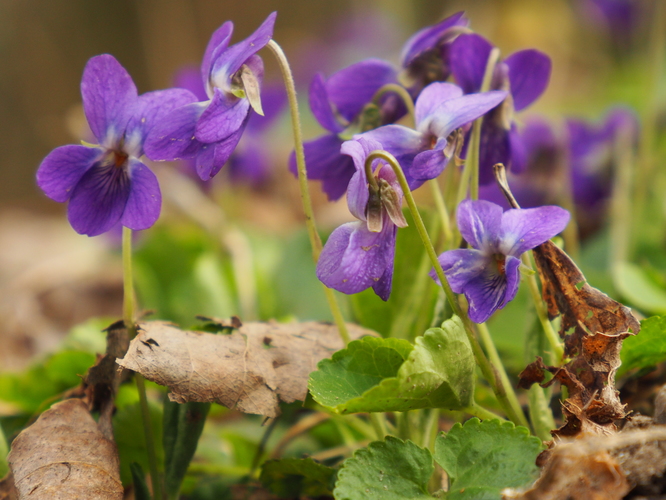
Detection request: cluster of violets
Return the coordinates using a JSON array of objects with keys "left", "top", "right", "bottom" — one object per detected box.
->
[{"left": 36, "top": 9, "right": 635, "bottom": 324}]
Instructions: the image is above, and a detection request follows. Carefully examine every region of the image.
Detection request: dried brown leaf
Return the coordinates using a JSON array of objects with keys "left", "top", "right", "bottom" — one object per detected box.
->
[
  {"left": 8, "top": 398, "right": 122, "bottom": 499},
  {"left": 116, "top": 320, "right": 376, "bottom": 418}
]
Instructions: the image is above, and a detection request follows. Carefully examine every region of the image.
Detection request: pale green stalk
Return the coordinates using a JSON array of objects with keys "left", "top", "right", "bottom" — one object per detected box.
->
[
  {"left": 364, "top": 150, "right": 527, "bottom": 427},
  {"left": 370, "top": 413, "right": 388, "bottom": 440},
  {"left": 463, "top": 403, "right": 506, "bottom": 421},
  {"left": 421, "top": 409, "right": 440, "bottom": 449},
  {"left": 266, "top": 39, "right": 350, "bottom": 346},
  {"left": 610, "top": 124, "right": 635, "bottom": 267},
  {"left": 373, "top": 83, "right": 416, "bottom": 127},
  {"left": 430, "top": 179, "right": 453, "bottom": 248}
]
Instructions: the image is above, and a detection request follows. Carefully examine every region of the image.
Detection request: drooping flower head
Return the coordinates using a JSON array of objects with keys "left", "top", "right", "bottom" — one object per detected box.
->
[
  {"left": 449, "top": 34, "right": 552, "bottom": 184},
  {"left": 289, "top": 59, "right": 401, "bottom": 200},
  {"left": 317, "top": 137, "right": 407, "bottom": 301},
  {"left": 361, "top": 82, "right": 507, "bottom": 190},
  {"left": 145, "top": 12, "right": 277, "bottom": 181},
  {"left": 36, "top": 55, "right": 195, "bottom": 236},
  {"left": 432, "top": 199, "right": 569, "bottom": 323}
]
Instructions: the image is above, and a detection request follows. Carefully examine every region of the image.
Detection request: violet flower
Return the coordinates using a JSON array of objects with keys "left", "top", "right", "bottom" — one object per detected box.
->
[
  {"left": 449, "top": 33, "right": 551, "bottom": 184},
  {"left": 317, "top": 137, "right": 407, "bottom": 301},
  {"left": 361, "top": 82, "right": 507, "bottom": 190},
  {"left": 144, "top": 12, "right": 277, "bottom": 181},
  {"left": 36, "top": 55, "right": 194, "bottom": 236},
  {"left": 432, "top": 199, "right": 569, "bottom": 323},
  {"left": 289, "top": 59, "right": 400, "bottom": 201}
]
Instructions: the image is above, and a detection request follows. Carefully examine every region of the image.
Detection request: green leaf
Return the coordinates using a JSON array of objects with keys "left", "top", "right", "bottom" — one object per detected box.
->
[
  {"left": 619, "top": 315, "right": 666, "bottom": 376},
  {"left": 334, "top": 436, "right": 433, "bottom": 500},
  {"left": 113, "top": 401, "right": 164, "bottom": 486},
  {"left": 0, "top": 423, "right": 8, "bottom": 479},
  {"left": 260, "top": 457, "right": 336, "bottom": 498},
  {"left": 434, "top": 418, "right": 542, "bottom": 500},
  {"left": 613, "top": 262, "right": 666, "bottom": 315},
  {"left": 130, "top": 462, "right": 151, "bottom": 500},
  {"left": 309, "top": 316, "right": 474, "bottom": 413},
  {"left": 163, "top": 397, "right": 211, "bottom": 498}
]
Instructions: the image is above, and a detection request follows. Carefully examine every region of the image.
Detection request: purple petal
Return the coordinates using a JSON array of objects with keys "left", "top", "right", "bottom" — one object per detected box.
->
[
  {"left": 504, "top": 49, "right": 551, "bottom": 112},
  {"left": 174, "top": 65, "right": 208, "bottom": 102},
  {"left": 463, "top": 269, "right": 508, "bottom": 323},
  {"left": 501, "top": 256, "right": 521, "bottom": 308},
  {"left": 410, "top": 146, "right": 450, "bottom": 182},
  {"left": 457, "top": 199, "right": 503, "bottom": 251},
  {"left": 125, "top": 88, "right": 198, "bottom": 157},
  {"left": 81, "top": 54, "right": 138, "bottom": 146},
  {"left": 499, "top": 205, "right": 570, "bottom": 256},
  {"left": 201, "top": 21, "right": 234, "bottom": 90},
  {"left": 316, "top": 221, "right": 394, "bottom": 298},
  {"left": 36, "top": 145, "right": 103, "bottom": 202},
  {"left": 372, "top": 225, "right": 398, "bottom": 301},
  {"left": 144, "top": 101, "right": 208, "bottom": 161},
  {"left": 196, "top": 117, "right": 247, "bottom": 180},
  {"left": 289, "top": 134, "right": 355, "bottom": 201},
  {"left": 341, "top": 136, "right": 384, "bottom": 219},
  {"left": 120, "top": 159, "right": 161, "bottom": 230},
  {"left": 210, "top": 12, "right": 276, "bottom": 86},
  {"left": 309, "top": 73, "right": 344, "bottom": 133},
  {"left": 326, "top": 59, "right": 398, "bottom": 123},
  {"left": 433, "top": 248, "right": 488, "bottom": 293},
  {"left": 415, "top": 82, "right": 463, "bottom": 126},
  {"left": 401, "top": 12, "right": 468, "bottom": 67},
  {"left": 449, "top": 34, "right": 494, "bottom": 94},
  {"left": 228, "top": 138, "right": 269, "bottom": 185},
  {"left": 477, "top": 118, "right": 511, "bottom": 185},
  {"left": 195, "top": 88, "right": 250, "bottom": 143},
  {"left": 67, "top": 159, "right": 132, "bottom": 236},
  {"left": 508, "top": 123, "right": 527, "bottom": 175},
  {"left": 359, "top": 125, "right": 425, "bottom": 168}
]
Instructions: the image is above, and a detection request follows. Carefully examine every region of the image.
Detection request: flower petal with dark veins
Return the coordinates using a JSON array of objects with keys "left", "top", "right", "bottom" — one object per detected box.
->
[
  {"left": 36, "top": 144, "right": 104, "bottom": 202},
  {"left": 120, "top": 159, "right": 161, "bottom": 231}
]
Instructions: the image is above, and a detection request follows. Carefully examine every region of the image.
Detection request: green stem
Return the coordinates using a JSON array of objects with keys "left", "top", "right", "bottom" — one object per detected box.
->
[
  {"left": 421, "top": 409, "right": 440, "bottom": 450},
  {"left": 373, "top": 83, "right": 416, "bottom": 127},
  {"left": 365, "top": 150, "right": 527, "bottom": 427},
  {"left": 122, "top": 227, "right": 162, "bottom": 500},
  {"left": 610, "top": 123, "right": 635, "bottom": 267},
  {"left": 463, "top": 403, "right": 506, "bottom": 421},
  {"left": 430, "top": 179, "right": 453, "bottom": 249},
  {"left": 266, "top": 39, "right": 351, "bottom": 346},
  {"left": 369, "top": 413, "right": 388, "bottom": 440}
]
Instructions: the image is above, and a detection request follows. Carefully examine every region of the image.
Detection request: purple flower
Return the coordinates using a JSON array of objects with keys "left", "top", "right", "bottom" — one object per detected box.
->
[
  {"left": 144, "top": 12, "right": 277, "bottom": 181},
  {"left": 401, "top": 11, "right": 470, "bottom": 94},
  {"left": 432, "top": 200, "right": 569, "bottom": 323},
  {"left": 361, "top": 82, "right": 507, "bottom": 190},
  {"left": 317, "top": 137, "right": 407, "bottom": 301},
  {"left": 36, "top": 55, "right": 194, "bottom": 236},
  {"left": 290, "top": 59, "right": 400, "bottom": 201},
  {"left": 449, "top": 34, "right": 551, "bottom": 184}
]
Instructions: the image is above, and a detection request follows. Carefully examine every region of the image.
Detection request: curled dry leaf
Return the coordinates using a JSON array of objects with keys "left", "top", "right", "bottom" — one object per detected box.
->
[
  {"left": 495, "top": 164, "right": 639, "bottom": 437},
  {"left": 8, "top": 398, "right": 122, "bottom": 500},
  {"left": 116, "top": 320, "right": 376, "bottom": 418}
]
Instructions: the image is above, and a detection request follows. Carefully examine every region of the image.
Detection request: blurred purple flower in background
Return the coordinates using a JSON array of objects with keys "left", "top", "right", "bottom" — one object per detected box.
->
[
  {"left": 36, "top": 55, "right": 194, "bottom": 236},
  {"left": 449, "top": 33, "right": 551, "bottom": 184},
  {"left": 432, "top": 199, "right": 569, "bottom": 323},
  {"left": 145, "top": 12, "right": 277, "bottom": 181}
]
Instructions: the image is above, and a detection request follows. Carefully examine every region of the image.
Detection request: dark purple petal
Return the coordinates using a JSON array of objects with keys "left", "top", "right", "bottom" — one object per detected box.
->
[
  {"left": 457, "top": 199, "right": 503, "bottom": 251},
  {"left": 67, "top": 160, "right": 132, "bottom": 236},
  {"left": 508, "top": 123, "right": 527, "bottom": 175},
  {"left": 174, "top": 65, "right": 208, "bottom": 101},
  {"left": 289, "top": 134, "right": 355, "bottom": 201},
  {"left": 462, "top": 269, "right": 508, "bottom": 323},
  {"left": 477, "top": 118, "right": 511, "bottom": 185},
  {"left": 81, "top": 54, "right": 138, "bottom": 146},
  {"left": 433, "top": 248, "right": 487, "bottom": 293},
  {"left": 120, "top": 159, "right": 161, "bottom": 230},
  {"left": 309, "top": 73, "right": 344, "bottom": 133},
  {"left": 504, "top": 49, "right": 551, "bottom": 112},
  {"left": 125, "top": 88, "right": 198, "bottom": 157},
  {"left": 196, "top": 117, "right": 248, "bottom": 180},
  {"left": 414, "top": 82, "right": 463, "bottom": 125},
  {"left": 499, "top": 205, "right": 570, "bottom": 256},
  {"left": 500, "top": 256, "right": 521, "bottom": 308},
  {"left": 195, "top": 89, "right": 250, "bottom": 143},
  {"left": 449, "top": 34, "right": 493, "bottom": 94},
  {"left": 210, "top": 12, "right": 276, "bottom": 87},
  {"left": 401, "top": 11, "right": 468, "bottom": 67},
  {"left": 144, "top": 101, "right": 208, "bottom": 161},
  {"left": 316, "top": 221, "right": 394, "bottom": 299},
  {"left": 372, "top": 224, "right": 398, "bottom": 301},
  {"left": 326, "top": 59, "right": 398, "bottom": 123},
  {"left": 201, "top": 21, "right": 234, "bottom": 89},
  {"left": 36, "top": 145, "right": 103, "bottom": 202}
]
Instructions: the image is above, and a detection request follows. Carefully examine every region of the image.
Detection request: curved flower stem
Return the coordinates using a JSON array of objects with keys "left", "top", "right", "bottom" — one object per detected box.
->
[
  {"left": 365, "top": 150, "right": 528, "bottom": 428},
  {"left": 456, "top": 47, "right": 500, "bottom": 205},
  {"left": 266, "top": 39, "right": 350, "bottom": 346},
  {"left": 373, "top": 83, "right": 416, "bottom": 127},
  {"left": 122, "top": 227, "right": 162, "bottom": 500}
]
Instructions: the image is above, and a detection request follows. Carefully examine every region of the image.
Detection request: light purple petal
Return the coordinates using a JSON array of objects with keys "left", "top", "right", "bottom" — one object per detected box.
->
[
  {"left": 201, "top": 21, "right": 234, "bottom": 89},
  {"left": 36, "top": 145, "right": 104, "bottom": 202},
  {"left": 81, "top": 54, "right": 138, "bottom": 146},
  {"left": 433, "top": 248, "right": 488, "bottom": 293},
  {"left": 499, "top": 205, "right": 570, "bottom": 256},
  {"left": 326, "top": 59, "right": 398, "bottom": 123},
  {"left": 415, "top": 82, "right": 463, "bottom": 126},
  {"left": 309, "top": 73, "right": 344, "bottom": 133},
  {"left": 463, "top": 270, "right": 508, "bottom": 323},
  {"left": 457, "top": 199, "right": 503, "bottom": 251},
  {"left": 195, "top": 88, "right": 250, "bottom": 143},
  {"left": 120, "top": 159, "right": 161, "bottom": 230},
  {"left": 341, "top": 136, "right": 384, "bottom": 220},
  {"left": 410, "top": 147, "right": 449, "bottom": 181},
  {"left": 505, "top": 49, "right": 551, "bottom": 112},
  {"left": 67, "top": 160, "right": 131, "bottom": 236},
  {"left": 144, "top": 101, "right": 208, "bottom": 161},
  {"left": 449, "top": 34, "right": 494, "bottom": 94},
  {"left": 174, "top": 65, "right": 208, "bottom": 101},
  {"left": 196, "top": 118, "right": 248, "bottom": 180},
  {"left": 359, "top": 125, "right": 425, "bottom": 168},
  {"left": 401, "top": 11, "right": 468, "bottom": 67},
  {"left": 210, "top": 12, "right": 276, "bottom": 86}
]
